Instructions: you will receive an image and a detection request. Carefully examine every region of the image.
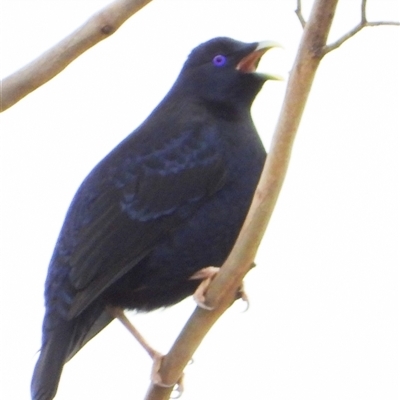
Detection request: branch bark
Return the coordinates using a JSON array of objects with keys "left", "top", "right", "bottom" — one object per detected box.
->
[
  {"left": 143, "top": 0, "right": 339, "bottom": 399},
  {"left": 0, "top": 0, "right": 152, "bottom": 113}
]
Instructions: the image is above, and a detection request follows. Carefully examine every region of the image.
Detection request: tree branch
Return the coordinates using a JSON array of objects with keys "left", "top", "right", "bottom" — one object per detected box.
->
[
  {"left": 143, "top": 0, "right": 340, "bottom": 399},
  {"left": 324, "top": 20, "right": 400, "bottom": 54},
  {"left": 295, "top": 0, "right": 399, "bottom": 55},
  {"left": 323, "top": 0, "right": 400, "bottom": 54},
  {"left": 0, "top": 0, "right": 153, "bottom": 113},
  {"left": 295, "top": 0, "right": 306, "bottom": 28},
  {"left": 361, "top": 0, "right": 367, "bottom": 23}
]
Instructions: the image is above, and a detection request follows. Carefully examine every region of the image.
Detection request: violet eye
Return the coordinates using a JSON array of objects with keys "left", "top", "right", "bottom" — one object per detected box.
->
[{"left": 213, "top": 55, "right": 226, "bottom": 67}]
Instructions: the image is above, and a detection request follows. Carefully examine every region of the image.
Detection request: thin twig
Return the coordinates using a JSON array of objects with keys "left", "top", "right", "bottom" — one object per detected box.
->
[
  {"left": 295, "top": 0, "right": 399, "bottom": 54},
  {"left": 0, "top": 0, "right": 153, "bottom": 112},
  {"left": 324, "top": 20, "right": 400, "bottom": 54},
  {"left": 324, "top": 22, "right": 364, "bottom": 53},
  {"left": 361, "top": 0, "right": 367, "bottom": 23},
  {"left": 295, "top": 0, "right": 306, "bottom": 28},
  {"left": 323, "top": 0, "right": 400, "bottom": 54}
]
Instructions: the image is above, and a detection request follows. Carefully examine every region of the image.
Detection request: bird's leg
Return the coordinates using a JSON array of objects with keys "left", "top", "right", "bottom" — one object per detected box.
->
[
  {"left": 106, "top": 306, "right": 184, "bottom": 395},
  {"left": 189, "top": 266, "right": 250, "bottom": 310},
  {"left": 106, "top": 306, "right": 161, "bottom": 359}
]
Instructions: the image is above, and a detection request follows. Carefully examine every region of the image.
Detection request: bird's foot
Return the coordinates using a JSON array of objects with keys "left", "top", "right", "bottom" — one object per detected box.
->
[
  {"left": 106, "top": 306, "right": 185, "bottom": 396},
  {"left": 152, "top": 354, "right": 184, "bottom": 397},
  {"left": 190, "top": 267, "right": 249, "bottom": 310},
  {"left": 236, "top": 281, "right": 250, "bottom": 312},
  {"left": 190, "top": 266, "right": 219, "bottom": 310}
]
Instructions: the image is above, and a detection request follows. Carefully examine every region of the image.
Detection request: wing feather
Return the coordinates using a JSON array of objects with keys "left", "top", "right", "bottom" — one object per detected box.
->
[{"left": 45, "top": 125, "right": 227, "bottom": 321}]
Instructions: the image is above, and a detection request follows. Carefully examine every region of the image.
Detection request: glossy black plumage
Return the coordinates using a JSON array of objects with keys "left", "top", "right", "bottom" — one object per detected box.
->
[{"left": 31, "top": 37, "right": 272, "bottom": 399}]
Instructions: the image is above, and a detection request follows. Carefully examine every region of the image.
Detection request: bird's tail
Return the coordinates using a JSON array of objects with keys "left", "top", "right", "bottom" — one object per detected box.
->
[
  {"left": 31, "top": 307, "right": 113, "bottom": 400},
  {"left": 31, "top": 321, "right": 72, "bottom": 400}
]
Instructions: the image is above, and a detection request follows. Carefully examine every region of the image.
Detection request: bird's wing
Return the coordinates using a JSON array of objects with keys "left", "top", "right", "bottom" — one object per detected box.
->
[{"left": 47, "top": 125, "right": 227, "bottom": 320}]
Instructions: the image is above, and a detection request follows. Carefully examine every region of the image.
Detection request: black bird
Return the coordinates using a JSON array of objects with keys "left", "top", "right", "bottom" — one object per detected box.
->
[{"left": 31, "top": 37, "right": 281, "bottom": 399}]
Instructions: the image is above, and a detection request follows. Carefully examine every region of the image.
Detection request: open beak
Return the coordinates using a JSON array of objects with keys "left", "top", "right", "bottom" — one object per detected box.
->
[{"left": 236, "top": 40, "right": 284, "bottom": 81}]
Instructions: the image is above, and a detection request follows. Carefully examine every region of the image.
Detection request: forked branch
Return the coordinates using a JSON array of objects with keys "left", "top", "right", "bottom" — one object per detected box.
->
[
  {"left": 295, "top": 0, "right": 307, "bottom": 28},
  {"left": 295, "top": 0, "right": 400, "bottom": 54}
]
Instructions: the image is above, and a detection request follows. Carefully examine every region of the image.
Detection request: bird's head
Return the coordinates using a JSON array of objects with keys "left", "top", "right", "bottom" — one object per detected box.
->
[{"left": 176, "top": 37, "right": 282, "bottom": 109}]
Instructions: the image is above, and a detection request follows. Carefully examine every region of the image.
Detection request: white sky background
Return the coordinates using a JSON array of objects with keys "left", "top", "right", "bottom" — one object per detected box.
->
[{"left": 0, "top": 1, "right": 399, "bottom": 399}]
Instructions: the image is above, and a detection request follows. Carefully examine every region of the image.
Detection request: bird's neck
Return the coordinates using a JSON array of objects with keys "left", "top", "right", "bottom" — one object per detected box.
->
[{"left": 201, "top": 99, "right": 249, "bottom": 122}]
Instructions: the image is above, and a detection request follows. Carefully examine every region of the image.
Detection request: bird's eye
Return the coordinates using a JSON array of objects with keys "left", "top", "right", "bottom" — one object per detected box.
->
[{"left": 213, "top": 55, "right": 226, "bottom": 67}]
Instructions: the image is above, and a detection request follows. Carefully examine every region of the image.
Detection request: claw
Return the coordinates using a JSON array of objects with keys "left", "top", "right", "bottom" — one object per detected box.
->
[
  {"left": 171, "top": 374, "right": 185, "bottom": 398},
  {"left": 150, "top": 352, "right": 166, "bottom": 386},
  {"left": 190, "top": 266, "right": 250, "bottom": 311},
  {"left": 237, "top": 281, "right": 250, "bottom": 312},
  {"left": 151, "top": 353, "right": 184, "bottom": 396},
  {"left": 190, "top": 266, "right": 220, "bottom": 310}
]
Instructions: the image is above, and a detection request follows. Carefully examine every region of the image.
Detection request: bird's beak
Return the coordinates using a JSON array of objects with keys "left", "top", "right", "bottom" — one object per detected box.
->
[{"left": 236, "top": 40, "right": 284, "bottom": 81}]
